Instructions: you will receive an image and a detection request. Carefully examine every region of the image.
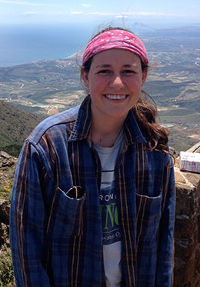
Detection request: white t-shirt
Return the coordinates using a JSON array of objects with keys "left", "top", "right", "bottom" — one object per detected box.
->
[{"left": 93, "top": 130, "right": 123, "bottom": 287}]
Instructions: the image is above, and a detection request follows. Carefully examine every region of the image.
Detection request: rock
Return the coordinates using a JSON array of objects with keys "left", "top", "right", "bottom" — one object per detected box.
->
[
  {"left": 0, "top": 222, "right": 9, "bottom": 247},
  {"left": 0, "top": 151, "right": 11, "bottom": 159},
  {"left": 0, "top": 199, "right": 10, "bottom": 248},
  {"left": 0, "top": 199, "right": 9, "bottom": 225},
  {"left": 0, "top": 151, "right": 17, "bottom": 168},
  {"left": 0, "top": 151, "right": 17, "bottom": 198},
  {"left": 174, "top": 145, "right": 200, "bottom": 287},
  {"left": 186, "top": 141, "right": 200, "bottom": 153}
]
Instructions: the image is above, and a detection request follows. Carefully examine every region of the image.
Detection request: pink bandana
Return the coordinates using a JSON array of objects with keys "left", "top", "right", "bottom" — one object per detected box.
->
[{"left": 82, "top": 29, "right": 148, "bottom": 66}]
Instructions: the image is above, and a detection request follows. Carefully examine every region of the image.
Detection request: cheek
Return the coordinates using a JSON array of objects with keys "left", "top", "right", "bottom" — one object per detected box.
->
[
  {"left": 89, "top": 77, "right": 108, "bottom": 93},
  {"left": 128, "top": 76, "right": 143, "bottom": 90}
]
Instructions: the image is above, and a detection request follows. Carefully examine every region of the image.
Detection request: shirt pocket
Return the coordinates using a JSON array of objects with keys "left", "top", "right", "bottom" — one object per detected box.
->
[
  {"left": 136, "top": 192, "right": 162, "bottom": 248},
  {"left": 48, "top": 186, "right": 86, "bottom": 239}
]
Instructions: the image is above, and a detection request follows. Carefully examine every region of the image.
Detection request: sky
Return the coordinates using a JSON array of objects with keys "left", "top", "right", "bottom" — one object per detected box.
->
[{"left": 0, "top": 0, "right": 200, "bottom": 26}]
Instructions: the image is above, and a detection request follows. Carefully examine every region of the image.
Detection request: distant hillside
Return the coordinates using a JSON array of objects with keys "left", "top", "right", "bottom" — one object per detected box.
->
[
  {"left": 0, "top": 26, "right": 200, "bottom": 152},
  {"left": 0, "top": 57, "right": 85, "bottom": 116},
  {"left": 0, "top": 101, "right": 40, "bottom": 156}
]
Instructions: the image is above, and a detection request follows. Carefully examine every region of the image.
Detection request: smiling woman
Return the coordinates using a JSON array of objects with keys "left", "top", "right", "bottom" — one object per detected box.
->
[
  {"left": 81, "top": 49, "right": 147, "bottom": 146},
  {"left": 10, "top": 26, "right": 176, "bottom": 287}
]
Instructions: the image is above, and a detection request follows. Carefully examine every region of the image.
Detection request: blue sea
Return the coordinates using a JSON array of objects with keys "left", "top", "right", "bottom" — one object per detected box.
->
[
  {"left": 1, "top": 21, "right": 197, "bottom": 67},
  {"left": 0, "top": 23, "right": 95, "bottom": 67}
]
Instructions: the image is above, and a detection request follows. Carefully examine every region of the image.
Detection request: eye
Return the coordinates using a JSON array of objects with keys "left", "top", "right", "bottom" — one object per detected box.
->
[
  {"left": 122, "top": 69, "right": 135, "bottom": 75},
  {"left": 97, "top": 69, "right": 111, "bottom": 74}
]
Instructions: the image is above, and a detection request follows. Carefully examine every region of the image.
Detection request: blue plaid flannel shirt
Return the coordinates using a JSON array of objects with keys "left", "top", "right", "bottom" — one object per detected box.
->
[{"left": 10, "top": 96, "right": 176, "bottom": 287}]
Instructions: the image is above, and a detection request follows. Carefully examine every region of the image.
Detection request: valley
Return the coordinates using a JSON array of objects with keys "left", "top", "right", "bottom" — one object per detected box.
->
[{"left": 0, "top": 25, "right": 200, "bottom": 153}]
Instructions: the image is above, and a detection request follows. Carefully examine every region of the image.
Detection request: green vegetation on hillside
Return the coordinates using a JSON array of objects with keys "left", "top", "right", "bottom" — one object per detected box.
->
[{"left": 0, "top": 101, "right": 40, "bottom": 156}]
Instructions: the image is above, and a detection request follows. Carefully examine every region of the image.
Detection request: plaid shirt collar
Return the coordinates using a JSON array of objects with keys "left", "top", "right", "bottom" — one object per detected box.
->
[{"left": 68, "top": 95, "right": 147, "bottom": 145}]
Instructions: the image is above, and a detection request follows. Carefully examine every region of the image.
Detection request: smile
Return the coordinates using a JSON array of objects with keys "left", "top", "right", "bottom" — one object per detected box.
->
[{"left": 105, "top": 94, "right": 127, "bottom": 100}]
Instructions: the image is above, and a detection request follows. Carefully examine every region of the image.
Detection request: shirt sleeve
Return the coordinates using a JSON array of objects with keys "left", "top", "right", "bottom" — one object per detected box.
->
[
  {"left": 155, "top": 160, "right": 176, "bottom": 287},
  {"left": 10, "top": 140, "right": 52, "bottom": 287}
]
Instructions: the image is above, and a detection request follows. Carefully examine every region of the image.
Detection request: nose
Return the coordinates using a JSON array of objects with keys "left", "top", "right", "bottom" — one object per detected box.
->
[{"left": 109, "top": 73, "right": 124, "bottom": 90}]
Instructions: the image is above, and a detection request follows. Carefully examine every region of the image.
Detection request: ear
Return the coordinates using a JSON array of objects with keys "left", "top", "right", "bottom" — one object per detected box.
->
[
  {"left": 81, "top": 68, "right": 89, "bottom": 89},
  {"left": 141, "top": 68, "right": 148, "bottom": 86}
]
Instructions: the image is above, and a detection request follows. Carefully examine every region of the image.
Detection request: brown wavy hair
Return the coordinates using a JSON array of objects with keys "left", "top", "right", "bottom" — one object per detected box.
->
[{"left": 82, "top": 26, "right": 169, "bottom": 153}]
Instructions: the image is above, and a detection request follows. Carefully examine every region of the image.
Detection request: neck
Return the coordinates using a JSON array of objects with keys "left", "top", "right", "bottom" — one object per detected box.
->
[{"left": 90, "top": 113, "right": 125, "bottom": 148}]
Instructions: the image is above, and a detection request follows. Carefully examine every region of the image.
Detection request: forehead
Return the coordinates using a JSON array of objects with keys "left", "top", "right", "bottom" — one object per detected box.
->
[{"left": 91, "top": 48, "right": 141, "bottom": 67}]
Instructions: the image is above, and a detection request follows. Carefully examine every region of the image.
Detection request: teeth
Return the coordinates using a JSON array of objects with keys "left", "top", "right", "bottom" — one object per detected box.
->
[{"left": 106, "top": 94, "right": 126, "bottom": 100}]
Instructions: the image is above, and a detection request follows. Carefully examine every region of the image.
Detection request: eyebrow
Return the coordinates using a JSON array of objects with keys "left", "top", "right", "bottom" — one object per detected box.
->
[
  {"left": 95, "top": 64, "right": 111, "bottom": 68},
  {"left": 95, "top": 64, "right": 134, "bottom": 68}
]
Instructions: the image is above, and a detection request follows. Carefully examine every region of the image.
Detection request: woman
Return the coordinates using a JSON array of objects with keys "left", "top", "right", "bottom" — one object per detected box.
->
[{"left": 10, "top": 27, "right": 176, "bottom": 287}]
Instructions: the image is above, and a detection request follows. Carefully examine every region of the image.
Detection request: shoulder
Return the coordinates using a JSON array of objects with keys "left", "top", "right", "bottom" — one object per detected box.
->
[{"left": 29, "top": 104, "right": 80, "bottom": 145}]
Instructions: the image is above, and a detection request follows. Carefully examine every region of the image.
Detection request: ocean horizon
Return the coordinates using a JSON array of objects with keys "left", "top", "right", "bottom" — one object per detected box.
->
[
  {"left": 0, "top": 23, "right": 95, "bottom": 67},
  {"left": 1, "top": 21, "right": 200, "bottom": 68}
]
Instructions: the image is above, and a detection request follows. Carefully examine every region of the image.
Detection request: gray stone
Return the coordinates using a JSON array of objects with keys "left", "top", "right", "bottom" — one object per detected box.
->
[{"left": 174, "top": 144, "right": 200, "bottom": 287}]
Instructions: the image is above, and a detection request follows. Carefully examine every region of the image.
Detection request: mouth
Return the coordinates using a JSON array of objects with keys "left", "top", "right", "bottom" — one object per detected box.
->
[{"left": 104, "top": 94, "right": 127, "bottom": 100}]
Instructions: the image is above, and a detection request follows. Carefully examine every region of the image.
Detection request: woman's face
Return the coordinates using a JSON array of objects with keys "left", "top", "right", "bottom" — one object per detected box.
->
[{"left": 82, "top": 48, "right": 147, "bottom": 122}]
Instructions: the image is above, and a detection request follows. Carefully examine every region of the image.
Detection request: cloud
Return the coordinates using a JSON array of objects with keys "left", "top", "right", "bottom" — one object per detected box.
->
[
  {"left": 23, "top": 11, "right": 69, "bottom": 16},
  {"left": 71, "top": 11, "right": 84, "bottom": 15},
  {"left": 88, "top": 12, "right": 116, "bottom": 16},
  {"left": 134, "top": 12, "right": 166, "bottom": 16},
  {"left": 119, "top": 11, "right": 174, "bottom": 17},
  {"left": 23, "top": 11, "right": 42, "bottom": 15},
  {"left": 85, "top": 11, "right": 170, "bottom": 17},
  {"left": 81, "top": 3, "right": 91, "bottom": 8},
  {"left": 21, "top": 9, "right": 181, "bottom": 19},
  {"left": 115, "top": 15, "right": 128, "bottom": 18},
  {"left": 0, "top": 0, "right": 44, "bottom": 5}
]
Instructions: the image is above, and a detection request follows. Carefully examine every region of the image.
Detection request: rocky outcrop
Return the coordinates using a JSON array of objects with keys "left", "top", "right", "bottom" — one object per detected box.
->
[
  {"left": 0, "top": 199, "right": 9, "bottom": 225},
  {"left": 0, "top": 151, "right": 17, "bottom": 191},
  {"left": 174, "top": 142, "right": 200, "bottom": 287},
  {"left": 0, "top": 200, "right": 9, "bottom": 246},
  {"left": 0, "top": 151, "right": 17, "bottom": 247}
]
